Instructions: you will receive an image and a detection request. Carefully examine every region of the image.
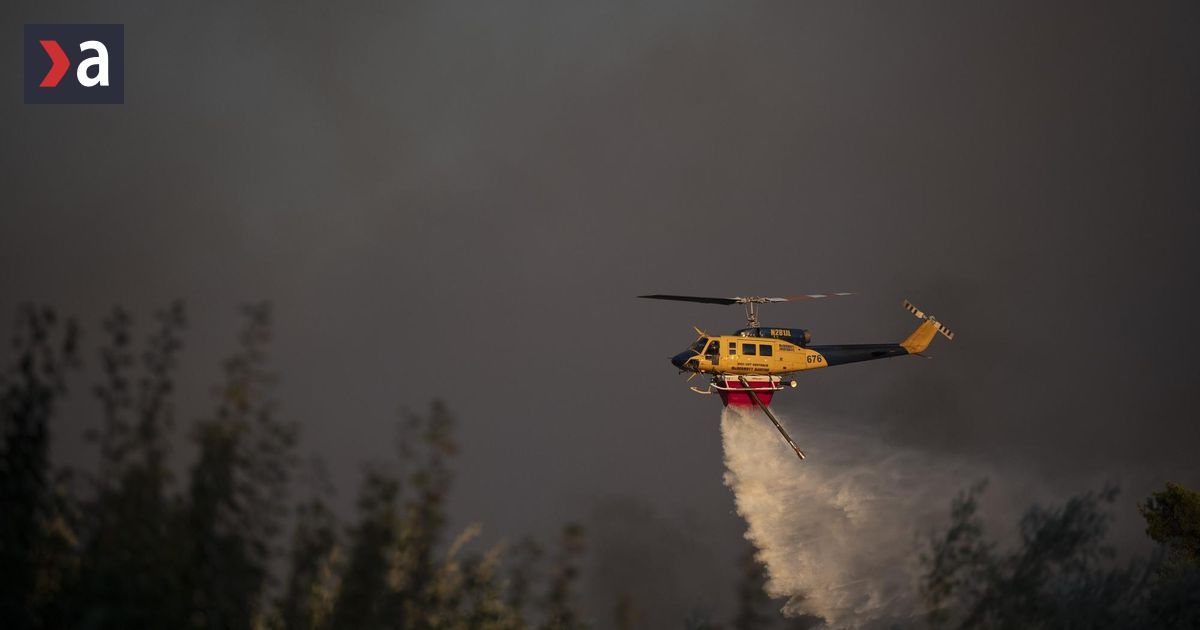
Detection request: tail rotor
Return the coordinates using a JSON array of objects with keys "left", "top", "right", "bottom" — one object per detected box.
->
[{"left": 903, "top": 299, "right": 955, "bottom": 340}]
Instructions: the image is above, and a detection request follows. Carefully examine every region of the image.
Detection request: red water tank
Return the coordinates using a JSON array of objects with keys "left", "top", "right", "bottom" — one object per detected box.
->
[{"left": 716, "top": 375, "right": 782, "bottom": 408}]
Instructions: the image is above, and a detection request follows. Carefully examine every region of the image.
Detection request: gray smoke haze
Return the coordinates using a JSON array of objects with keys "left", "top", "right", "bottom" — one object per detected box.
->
[
  {"left": 4, "top": 0, "right": 1200, "bottom": 625},
  {"left": 582, "top": 495, "right": 736, "bottom": 628}
]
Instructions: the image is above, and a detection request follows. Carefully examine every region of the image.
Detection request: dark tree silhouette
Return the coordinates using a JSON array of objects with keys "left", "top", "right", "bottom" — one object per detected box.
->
[
  {"left": 276, "top": 489, "right": 339, "bottom": 630},
  {"left": 67, "top": 303, "right": 189, "bottom": 629},
  {"left": 182, "top": 302, "right": 297, "bottom": 629},
  {"left": 0, "top": 306, "right": 78, "bottom": 630},
  {"left": 542, "top": 523, "right": 586, "bottom": 630},
  {"left": 327, "top": 400, "right": 534, "bottom": 630},
  {"left": 328, "top": 467, "right": 401, "bottom": 630},
  {"left": 1138, "top": 482, "right": 1200, "bottom": 628},
  {"left": 1140, "top": 482, "right": 1200, "bottom": 574},
  {"left": 386, "top": 401, "right": 458, "bottom": 627},
  {"left": 505, "top": 538, "right": 544, "bottom": 629},
  {"left": 922, "top": 481, "right": 1200, "bottom": 629},
  {"left": 3, "top": 304, "right": 601, "bottom": 630}
]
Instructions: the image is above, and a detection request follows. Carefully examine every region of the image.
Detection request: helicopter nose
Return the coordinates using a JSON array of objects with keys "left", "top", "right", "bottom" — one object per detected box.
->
[{"left": 671, "top": 351, "right": 694, "bottom": 370}]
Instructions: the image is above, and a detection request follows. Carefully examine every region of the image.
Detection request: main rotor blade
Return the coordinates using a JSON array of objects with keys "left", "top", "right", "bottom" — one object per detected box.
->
[
  {"left": 639, "top": 293, "right": 854, "bottom": 305},
  {"left": 774, "top": 292, "right": 855, "bottom": 301},
  {"left": 637, "top": 294, "right": 740, "bottom": 305}
]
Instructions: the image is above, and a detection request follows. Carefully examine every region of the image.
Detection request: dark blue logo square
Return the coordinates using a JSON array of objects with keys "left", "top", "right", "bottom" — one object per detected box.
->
[{"left": 24, "top": 24, "right": 124, "bottom": 104}]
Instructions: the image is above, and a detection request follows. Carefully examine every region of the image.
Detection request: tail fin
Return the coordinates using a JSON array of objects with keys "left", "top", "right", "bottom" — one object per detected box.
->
[{"left": 900, "top": 299, "right": 954, "bottom": 354}]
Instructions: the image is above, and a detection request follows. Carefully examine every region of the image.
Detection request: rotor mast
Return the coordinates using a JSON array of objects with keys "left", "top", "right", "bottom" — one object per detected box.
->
[
  {"left": 736, "top": 297, "right": 773, "bottom": 328},
  {"left": 732, "top": 296, "right": 810, "bottom": 328}
]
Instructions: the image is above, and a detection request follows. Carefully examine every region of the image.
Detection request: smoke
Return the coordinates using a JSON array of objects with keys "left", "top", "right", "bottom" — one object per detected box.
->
[{"left": 720, "top": 406, "right": 984, "bottom": 627}]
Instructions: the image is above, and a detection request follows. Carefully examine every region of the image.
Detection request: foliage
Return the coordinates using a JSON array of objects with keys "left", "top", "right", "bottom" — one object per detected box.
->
[
  {"left": 1139, "top": 481, "right": 1200, "bottom": 573},
  {"left": 921, "top": 481, "right": 1200, "bottom": 629},
  {"left": 542, "top": 523, "right": 586, "bottom": 630},
  {"left": 0, "top": 304, "right": 592, "bottom": 630},
  {"left": 66, "top": 303, "right": 188, "bottom": 629},
  {"left": 0, "top": 306, "right": 78, "bottom": 630},
  {"left": 276, "top": 491, "right": 339, "bottom": 630}
]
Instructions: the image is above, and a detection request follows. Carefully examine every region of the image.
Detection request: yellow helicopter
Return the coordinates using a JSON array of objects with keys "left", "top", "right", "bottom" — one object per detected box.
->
[{"left": 640, "top": 293, "right": 954, "bottom": 459}]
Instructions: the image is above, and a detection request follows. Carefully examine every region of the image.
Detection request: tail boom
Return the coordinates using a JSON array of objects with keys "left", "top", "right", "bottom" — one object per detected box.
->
[{"left": 808, "top": 300, "right": 954, "bottom": 365}]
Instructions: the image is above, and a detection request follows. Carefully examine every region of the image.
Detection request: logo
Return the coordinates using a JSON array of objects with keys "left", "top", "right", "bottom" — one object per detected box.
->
[{"left": 24, "top": 24, "right": 123, "bottom": 104}]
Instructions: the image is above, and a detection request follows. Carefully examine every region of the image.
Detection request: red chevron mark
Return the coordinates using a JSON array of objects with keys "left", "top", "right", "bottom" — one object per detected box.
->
[{"left": 39, "top": 40, "right": 69, "bottom": 88}]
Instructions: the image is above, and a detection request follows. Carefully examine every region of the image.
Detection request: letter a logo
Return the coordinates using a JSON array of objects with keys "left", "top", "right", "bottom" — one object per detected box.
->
[{"left": 77, "top": 41, "right": 110, "bottom": 87}]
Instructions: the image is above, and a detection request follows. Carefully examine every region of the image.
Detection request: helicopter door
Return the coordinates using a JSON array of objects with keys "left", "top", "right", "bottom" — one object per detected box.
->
[{"left": 704, "top": 340, "right": 720, "bottom": 366}]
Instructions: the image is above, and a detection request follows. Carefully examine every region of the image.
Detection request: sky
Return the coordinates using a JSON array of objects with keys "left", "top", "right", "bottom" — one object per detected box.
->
[{"left": 4, "top": 1, "right": 1200, "bottom": 625}]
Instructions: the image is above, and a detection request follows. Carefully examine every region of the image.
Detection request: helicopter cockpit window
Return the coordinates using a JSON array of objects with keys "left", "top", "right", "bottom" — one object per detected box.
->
[
  {"left": 742, "top": 343, "right": 757, "bottom": 356},
  {"left": 705, "top": 340, "right": 720, "bottom": 356},
  {"left": 690, "top": 338, "right": 708, "bottom": 353}
]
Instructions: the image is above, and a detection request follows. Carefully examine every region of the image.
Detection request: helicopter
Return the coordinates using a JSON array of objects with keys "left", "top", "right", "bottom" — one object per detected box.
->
[{"left": 639, "top": 293, "right": 954, "bottom": 459}]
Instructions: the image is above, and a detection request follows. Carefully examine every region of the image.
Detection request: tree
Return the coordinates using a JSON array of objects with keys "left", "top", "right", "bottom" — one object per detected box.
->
[
  {"left": 1138, "top": 482, "right": 1200, "bottom": 629},
  {"left": 68, "top": 303, "right": 188, "bottom": 629},
  {"left": 542, "top": 523, "right": 586, "bottom": 630},
  {"left": 921, "top": 481, "right": 1200, "bottom": 629},
  {"left": 0, "top": 306, "right": 78, "bottom": 630},
  {"left": 387, "top": 400, "right": 458, "bottom": 628},
  {"left": 1, "top": 305, "right": 596, "bottom": 630},
  {"left": 457, "top": 537, "right": 521, "bottom": 630},
  {"left": 277, "top": 486, "right": 339, "bottom": 630},
  {"left": 328, "top": 400, "right": 478, "bottom": 630},
  {"left": 328, "top": 467, "right": 401, "bottom": 630},
  {"left": 183, "top": 303, "right": 297, "bottom": 629},
  {"left": 1139, "top": 482, "right": 1200, "bottom": 573},
  {"left": 505, "top": 538, "right": 544, "bottom": 629}
]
